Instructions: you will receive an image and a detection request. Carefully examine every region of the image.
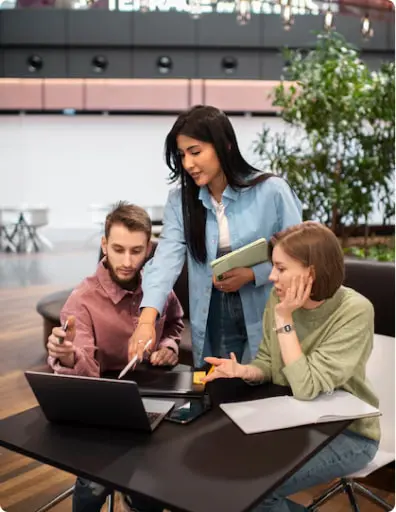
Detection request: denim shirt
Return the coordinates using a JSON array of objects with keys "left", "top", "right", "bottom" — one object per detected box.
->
[{"left": 142, "top": 176, "right": 302, "bottom": 367}]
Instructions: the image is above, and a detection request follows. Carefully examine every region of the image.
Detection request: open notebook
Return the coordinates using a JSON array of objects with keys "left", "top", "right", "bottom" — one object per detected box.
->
[{"left": 220, "top": 390, "right": 381, "bottom": 434}]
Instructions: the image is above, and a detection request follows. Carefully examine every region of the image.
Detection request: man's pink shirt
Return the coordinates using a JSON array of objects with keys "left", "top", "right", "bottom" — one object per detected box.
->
[{"left": 48, "top": 261, "right": 184, "bottom": 377}]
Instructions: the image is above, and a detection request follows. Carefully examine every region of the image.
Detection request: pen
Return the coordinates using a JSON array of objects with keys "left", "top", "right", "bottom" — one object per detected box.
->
[
  {"left": 207, "top": 365, "right": 215, "bottom": 376},
  {"left": 118, "top": 339, "right": 152, "bottom": 380},
  {"left": 57, "top": 320, "right": 69, "bottom": 345}
]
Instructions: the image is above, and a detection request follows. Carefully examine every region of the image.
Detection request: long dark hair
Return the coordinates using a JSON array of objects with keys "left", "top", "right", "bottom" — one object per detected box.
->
[{"left": 165, "top": 105, "right": 273, "bottom": 264}]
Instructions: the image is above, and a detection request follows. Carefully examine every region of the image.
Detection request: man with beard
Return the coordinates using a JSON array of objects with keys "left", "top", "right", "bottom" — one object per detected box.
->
[{"left": 47, "top": 201, "right": 183, "bottom": 512}]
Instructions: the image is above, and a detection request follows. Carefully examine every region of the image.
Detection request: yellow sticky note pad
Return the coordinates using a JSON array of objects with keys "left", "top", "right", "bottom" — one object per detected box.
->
[{"left": 193, "top": 371, "right": 206, "bottom": 385}]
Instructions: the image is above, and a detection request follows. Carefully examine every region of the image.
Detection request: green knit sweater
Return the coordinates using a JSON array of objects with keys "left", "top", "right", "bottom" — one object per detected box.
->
[{"left": 250, "top": 286, "right": 380, "bottom": 441}]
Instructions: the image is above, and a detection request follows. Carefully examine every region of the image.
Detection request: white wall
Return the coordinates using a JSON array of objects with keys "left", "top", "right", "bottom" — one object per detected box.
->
[
  {"left": 0, "top": 114, "right": 287, "bottom": 229},
  {"left": 0, "top": 113, "right": 385, "bottom": 240}
]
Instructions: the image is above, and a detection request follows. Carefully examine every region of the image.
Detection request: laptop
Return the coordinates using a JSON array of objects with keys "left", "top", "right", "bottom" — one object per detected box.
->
[{"left": 25, "top": 371, "right": 175, "bottom": 432}]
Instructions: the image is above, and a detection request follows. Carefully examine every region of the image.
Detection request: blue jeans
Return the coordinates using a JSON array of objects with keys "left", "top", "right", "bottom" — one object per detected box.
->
[
  {"left": 205, "top": 286, "right": 248, "bottom": 362},
  {"left": 72, "top": 478, "right": 163, "bottom": 512},
  {"left": 251, "top": 430, "right": 379, "bottom": 512}
]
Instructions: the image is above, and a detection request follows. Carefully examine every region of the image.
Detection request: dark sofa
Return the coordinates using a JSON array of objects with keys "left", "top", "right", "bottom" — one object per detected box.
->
[{"left": 36, "top": 247, "right": 395, "bottom": 368}]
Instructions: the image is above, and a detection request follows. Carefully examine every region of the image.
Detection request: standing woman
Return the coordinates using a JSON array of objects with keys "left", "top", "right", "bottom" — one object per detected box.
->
[{"left": 129, "top": 105, "right": 302, "bottom": 367}]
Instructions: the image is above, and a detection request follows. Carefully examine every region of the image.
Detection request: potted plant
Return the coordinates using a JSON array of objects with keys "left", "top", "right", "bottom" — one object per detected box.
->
[{"left": 253, "top": 31, "right": 394, "bottom": 261}]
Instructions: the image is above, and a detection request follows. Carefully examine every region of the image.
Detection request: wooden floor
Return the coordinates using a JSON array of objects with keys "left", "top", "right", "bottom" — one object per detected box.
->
[{"left": 0, "top": 250, "right": 394, "bottom": 512}]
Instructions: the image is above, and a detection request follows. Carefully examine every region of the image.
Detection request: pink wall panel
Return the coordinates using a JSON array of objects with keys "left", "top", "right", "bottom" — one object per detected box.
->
[
  {"left": 0, "top": 79, "right": 43, "bottom": 109},
  {"left": 84, "top": 79, "right": 190, "bottom": 111},
  {"left": 0, "top": 78, "right": 291, "bottom": 112},
  {"left": 203, "top": 80, "right": 287, "bottom": 112},
  {"left": 190, "top": 79, "right": 204, "bottom": 106},
  {"left": 43, "top": 79, "right": 84, "bottom": 110}
]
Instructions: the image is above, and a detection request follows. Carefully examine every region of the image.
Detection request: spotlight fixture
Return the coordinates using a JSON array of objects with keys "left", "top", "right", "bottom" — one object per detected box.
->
[
  {"left": 91, "top": 55, "right": 108, "bottom": 73},
  {"left": 27, "top": 54, "right": 43, "bottom": 73},
  {"left": 221, "top": 55, "right": 238, "bottom": 73},
  {"left": 361, "top": 13, "right": 374, "bottom": 39},
  {"left": 157, "top": 55, "right": 173, "bottom": 74}
]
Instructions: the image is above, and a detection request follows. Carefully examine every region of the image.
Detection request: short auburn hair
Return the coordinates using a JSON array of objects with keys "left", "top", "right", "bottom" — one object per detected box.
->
[
  {"left": 104, "top": 202, "right": 151, "bottom": 241},
  {"left": 268, "top": 221, "right": 345, "bottom": 301}
]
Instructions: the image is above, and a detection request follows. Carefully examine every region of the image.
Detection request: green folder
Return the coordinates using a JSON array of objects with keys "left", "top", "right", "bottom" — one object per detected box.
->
[{"left": 210, "top": 238, "right": 268, "bottom": 278}]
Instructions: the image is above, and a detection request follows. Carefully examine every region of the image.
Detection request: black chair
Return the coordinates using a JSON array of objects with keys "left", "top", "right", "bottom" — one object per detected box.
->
[{"left": 343, "top": 258, "right": 395, "bottom": 337}]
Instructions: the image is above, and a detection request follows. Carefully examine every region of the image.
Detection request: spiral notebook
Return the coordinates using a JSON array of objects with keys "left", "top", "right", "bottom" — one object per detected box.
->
[
  {"left": 210, "top": 238, "right": 268, "bottom": 278},
  {"left": 220, "top": 390, "right": 381, "bottom": 434}
]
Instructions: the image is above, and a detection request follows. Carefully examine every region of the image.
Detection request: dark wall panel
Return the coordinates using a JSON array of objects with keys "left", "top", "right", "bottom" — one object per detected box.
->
[
  {"left": 362, "top": 51, "right": 394, "bottom": 71},
  {"left": 0, "top": 10, "right": 66, "bottom": 46},
  {"left": 3, "top": 48, "right": 67, "bottom": 78},
  {"left": 133, "top": 49, "right": 195, "bottom": 78},
  {"left": 0, "top": 49, "right": 3, "bottom": 78},
  {"left": 261, "top": 14, "right": 323, "bottom": 48},
  {"left": 68, "top": 49, "right": 132, "bottom": 78},
  {"left": 198, "top": 13, "right": 260, "bottom": 48},
  {"left": 261, "top": 51, "right": 284, "bottom": 79},
  {"left": 0, "top": 11, "right": 393, "bottom": 79},
  {"left": 335, "top": 15, "right": 388, "bottom": 51},
  {"left": 133, "top": 12, "right": 196, "bottom": 47},
  {"left": 387, "top": 19, "right": 395, "bottom": 51},
  {"left": 197, "top": 50, "right": 260, "bottom": 79},
  {"left": 67, "top": 11, "right": 133, "bottom": 46}
]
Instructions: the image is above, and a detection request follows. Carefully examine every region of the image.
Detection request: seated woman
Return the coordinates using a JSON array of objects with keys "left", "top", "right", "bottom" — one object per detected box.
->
[{"left": 203, "top": 221, "right": 379, "bottom": 512}]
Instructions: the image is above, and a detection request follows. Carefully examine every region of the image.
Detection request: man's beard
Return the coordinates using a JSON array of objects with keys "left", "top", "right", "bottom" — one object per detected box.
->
[{"left": 105, "top": 260, "right": 141, "bottom": 291}]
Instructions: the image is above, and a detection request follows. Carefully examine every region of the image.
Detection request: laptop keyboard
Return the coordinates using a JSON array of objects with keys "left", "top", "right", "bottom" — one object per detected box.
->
[{"left": 147, "top": 411, "right": 161, "bottom": 424}]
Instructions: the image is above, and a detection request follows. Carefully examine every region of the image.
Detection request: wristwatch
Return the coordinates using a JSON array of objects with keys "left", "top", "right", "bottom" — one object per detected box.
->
[{"left": 273, "top": 324, "right": 295, "bottom": 335}]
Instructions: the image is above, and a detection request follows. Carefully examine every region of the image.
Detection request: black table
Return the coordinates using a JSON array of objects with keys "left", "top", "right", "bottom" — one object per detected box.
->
[{"left": 0, "top": 380, "right": 350, "bottom": 512}]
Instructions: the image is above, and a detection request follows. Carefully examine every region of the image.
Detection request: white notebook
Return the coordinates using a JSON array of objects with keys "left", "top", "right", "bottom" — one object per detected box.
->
[{"left": 220, "top": 390, "right": 381, "bottom": 435}]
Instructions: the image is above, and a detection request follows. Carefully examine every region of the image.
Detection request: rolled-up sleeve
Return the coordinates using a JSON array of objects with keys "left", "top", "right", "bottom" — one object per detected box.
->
[{"left": 141, "top": 189, "right": 187, "bottom": 315}]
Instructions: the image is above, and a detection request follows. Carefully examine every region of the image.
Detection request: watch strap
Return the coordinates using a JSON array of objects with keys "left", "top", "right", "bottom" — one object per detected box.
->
[{"left": 273, "top": 324, "right": 295, "bottom": 335}]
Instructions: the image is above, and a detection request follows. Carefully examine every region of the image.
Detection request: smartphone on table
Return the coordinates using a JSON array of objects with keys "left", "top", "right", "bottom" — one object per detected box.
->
[{"left": 165, "top": 396, "right": 211, "bottom": 424}]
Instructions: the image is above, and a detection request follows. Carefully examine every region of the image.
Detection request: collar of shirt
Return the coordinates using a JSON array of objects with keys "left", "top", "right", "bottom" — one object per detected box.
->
[
  {"left": 199, "top": 184, "right": 239, "bottom": 211},
  {"left": 96, "top": 260, "right": 143, "bottom": 305}
]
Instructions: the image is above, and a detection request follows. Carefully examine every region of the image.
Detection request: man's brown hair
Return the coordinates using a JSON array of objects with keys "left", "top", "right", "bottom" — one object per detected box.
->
[
  {"left": 268, "top": 221, "right": 344, "bottom": 301},
  {"left": 104, "top": 201, "right": 152, "bottom": 240}
]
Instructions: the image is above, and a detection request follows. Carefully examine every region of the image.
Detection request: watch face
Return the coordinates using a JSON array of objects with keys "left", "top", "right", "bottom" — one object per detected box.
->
[{"left": 284, "top": 324, "right": 292, "bottom": 332}]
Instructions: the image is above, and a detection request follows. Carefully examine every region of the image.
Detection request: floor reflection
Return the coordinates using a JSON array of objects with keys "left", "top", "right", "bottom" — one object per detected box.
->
[{"left": 0, "top": 249, "right": 98, "bottom": 288}]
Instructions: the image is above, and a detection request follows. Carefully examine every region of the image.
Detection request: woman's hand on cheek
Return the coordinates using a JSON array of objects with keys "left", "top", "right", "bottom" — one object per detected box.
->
[{"left": 275, "top": 275, "right": 313, "bottom": 317}]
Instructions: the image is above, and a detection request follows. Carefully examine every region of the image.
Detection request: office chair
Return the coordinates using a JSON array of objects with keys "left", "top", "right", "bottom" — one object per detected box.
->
[
  {"left": 307, "top": 333, "right": 395, "bottom": 512},
  {"left": 33, "top": 485, "right": 115, "bottom": 512}
]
